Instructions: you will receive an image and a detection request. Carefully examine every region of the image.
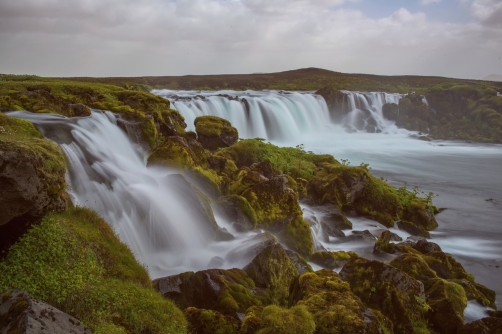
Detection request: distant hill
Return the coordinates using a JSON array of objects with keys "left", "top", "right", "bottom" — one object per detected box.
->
[
  {"left": 66, "top": 68, "right": 502, "bottom": 93},
  {"left": 483, "top": 74, "right": 502, "bottom": 82}
]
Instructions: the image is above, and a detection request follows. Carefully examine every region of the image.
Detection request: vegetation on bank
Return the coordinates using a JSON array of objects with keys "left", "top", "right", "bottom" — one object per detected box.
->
[{"left": 0, "top": 207, "right": 187, "bottom": 334}]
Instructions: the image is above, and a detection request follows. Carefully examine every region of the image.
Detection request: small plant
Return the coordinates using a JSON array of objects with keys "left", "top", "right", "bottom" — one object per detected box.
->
[
  {"left": 340, "top": 158, "right": 350, "bottom": 166},
  {"left": 370, "top": 287, "right": 376, "bottom": 293},
  {"left": 415, "top": 295, "right": 432, "bottom": 312}
]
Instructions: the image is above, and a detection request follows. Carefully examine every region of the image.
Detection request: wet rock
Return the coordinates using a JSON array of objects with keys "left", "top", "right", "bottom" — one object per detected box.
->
[
  {"left": 215, "top": 227, "right": 234, "bottom": 241},
  {"left": 396, "top": 220, "right": 431, "bottom": 238},
  {"left": 450, "top": 279, "right": 497, "bottom": 309},
  {"left": 207, "top": 256, "right": 225, "bottom": 269},
  {"left": 320, "top": 221, "right": 345, "bottom": 239},
  {"left": 0, "top": 139, "right": 66, "bottom": 226},
  {"left": 249, "top": 160, "right": 275, "bottom": 180},
  {"left": 289, "top": 269, "right": 393, "bottom": 334},
  {"left": 310, "top": 251, "right": 356, "bottom": 270},
  {"left": 0, "top": 290, "right": 90, "bottom": 334},
  {"left": 339, "top": 257, "right": 426, "bottom": 333},
  {"left": 147, "top": 136, "right": 199, "bottom": 169},
  {"left": 422, "top": 251, "right": 471, "bottom": 280},
  {"left": 382, "top": 103, "right": 399, "bottom": 121},
  {"left": 154, "top": 268, "right": 262, "bottom": 318},
  {"left": 194, "top": 116, "right": 238, "bottom": 151},
  {"left": 271, "top": 214, "right": 314, "bottom": 258},
  {"left": 458, "top": 317, "right": 502, "bottom": 334},
  {"left": 243, "top": 243, "right": 298, "bottom": 305},
  {"left": 352, "top": 229, "right": 377, "bottom": 240},
  {"left": 412, "top": 239, "right": 442, "bottom": 254},
  {"left": 283, "top": 249, "right": 313, "bottom": 275},
  {"left": 403, "top": 200, "right": 438, "bottom": 230},
  {"left": 184, "top": 307, "right": 240, "bottom": 334},
  {"left": 227, "top": 167, "right": 268, "bottom": 196},
  {"left": 315, "top": 87, "right": 348, "bottom": 122},
  {"left": 425, "top": 278, "right": 468, "bottom": 334},
  {"left": 315, "top": 203, "right": 353, "bottom": 230},
  {"left": 373, "top": 230, "right": 406, "bottom": 254},
  {"left": 217, "top": 195, "right": 257, "bottom": 232},
  {"left": 225, "top": 232, "right": 277, "bottom": 264}
]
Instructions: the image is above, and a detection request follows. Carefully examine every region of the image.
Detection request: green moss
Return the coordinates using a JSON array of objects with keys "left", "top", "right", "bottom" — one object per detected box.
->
[
  {"left": 0, "top": 208, "right": 186, "bottom": 333},
  {"left": 217, "top": 138, "right": 335, "bottom": 180},
  {"left": 195, "top": 115, "right": 237, "bottom": 138},
  {"left": 389, "top": 253, "right": 438, "bottom": 283},
  {"left": 257, "top": 305, "right": 315, "bottom": 334},
  {"left": 185, "top": 307, "right": 240, "bottom": 334},
  {"left": 148, "top": 136, "right": 196, "bottom": 169},
  {"left": 280, "top": 215, "right": 314, "bottom": 258}
]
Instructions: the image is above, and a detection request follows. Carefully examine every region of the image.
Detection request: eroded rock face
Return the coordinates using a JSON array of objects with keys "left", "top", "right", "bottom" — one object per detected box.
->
[
  {"left": 0, "top": 141, "right": 66, "bottom": 226},
  {"left": 339, "top": 257, "right": 426, "bottom": 333},
  {"left": 194, "top": 116, "right": 238, "bottom": 151},
  {"left": 315, "top": 87, "right": 348, "bottom": 122},
  {"left": 0, "top": 290, "right": 90, "bottom": 334}
]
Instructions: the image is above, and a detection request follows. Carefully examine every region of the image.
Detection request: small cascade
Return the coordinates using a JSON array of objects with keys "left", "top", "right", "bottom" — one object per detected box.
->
[
  {"left": 153, "top": 90, "right": 332, "bottom": 142},
  {"left": 340, "top": 91, "right": 405, "bottom": 133}
]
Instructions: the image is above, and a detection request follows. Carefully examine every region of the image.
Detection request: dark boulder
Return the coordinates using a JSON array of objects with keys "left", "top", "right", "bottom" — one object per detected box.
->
[
  {"left": 0, "top": 290, "right": 90, "bottom": 334},
  {"left": 315, "top": 203, "right": 353, "bottom": 230},
  {"left": 249, "top": 160, "right": 276, "bottom": 180},
  {"left": 458, "top": 317, "right": 502, "bottom": 334},
  {"left": 184, "top": 307, "right": 240, "bottom": 334},
  {"left": 396, "top": 220, "right": 431, "bottom": 238},
  {"left": 68, "top": 103, "right": 91, "bottom": 117},
  {"left": 413, "top": 239, "right": 442, "bottom": 254},
  {"left": 315, "top": 87, "right": 348, "bottom": 122},
  {"left": 382, "top": 103, "right": 399, "bottom": 121},
  {"left": 217, "top": 195, "right": 257, "bottom": 232}
]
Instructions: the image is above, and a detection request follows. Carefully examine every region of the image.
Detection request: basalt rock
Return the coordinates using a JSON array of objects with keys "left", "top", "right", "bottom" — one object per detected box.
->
[
  {"left": 396, "top": 220, "right": 431, "bottom": 238},
  {"left": 217, "top": 195, "right": 257, "bottom": 232},
  {"left": 315, "top": 87, "right": 348, "bottom": 122},
  {"left": 194, "top": 116, "right": 238, "bottom": 151},
  {"left": 0, "top": 290, "right": 90, "bottom": 334},
  {"left": 388, "top": 253, "right": 438, "bottom": 283},
  {"left": 310, "top": 251, "right": 357, "bottom": 270},
  {"left": 227, "top": 167, "right": 268, "bottom": 196},
  {"left": 314, "top": 203, "right": 353, "bottom": 230},
  {"left": 458, "top": 317, "right": 502, "bottom": 334},
  {"left": 339, "top": 257, "right": 426, "bottom": 333}
]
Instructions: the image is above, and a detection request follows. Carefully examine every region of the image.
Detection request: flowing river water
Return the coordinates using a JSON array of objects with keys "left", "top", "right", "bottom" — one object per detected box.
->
[{"left": 9, "top": 89, "right": 502, "bottom": 321}]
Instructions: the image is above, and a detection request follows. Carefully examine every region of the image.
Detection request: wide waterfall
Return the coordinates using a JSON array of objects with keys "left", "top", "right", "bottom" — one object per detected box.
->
[{"left": 153, "top": 89, "right": 408, "bottom": 139}]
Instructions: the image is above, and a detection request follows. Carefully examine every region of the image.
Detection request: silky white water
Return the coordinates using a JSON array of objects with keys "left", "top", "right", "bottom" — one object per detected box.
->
[{"left": 9, "top": 89, "right": 502, "bottom": 319}]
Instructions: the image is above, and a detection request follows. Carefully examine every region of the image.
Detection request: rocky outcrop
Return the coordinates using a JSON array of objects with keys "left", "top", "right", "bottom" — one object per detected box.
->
[
  {"left": 217, "top": 195, "right": 257, "bottom": 231},
  {"left": 0, "top": 139, "right": 66, "bottom": 226},
  {"left": 184, "top": 307, "right": 240, "bottom": 334},
  {"left": 0, "top": 290, "right": 90, "bottom": 334},
  {"left": 315, "top": 87, "right": 348, "bottom": 121},
  {"left": 458, "top": 316, "right": 502, "bottom": 334},
  {"left": 194, "top": 116, "right": 238, "bottom": 151}
]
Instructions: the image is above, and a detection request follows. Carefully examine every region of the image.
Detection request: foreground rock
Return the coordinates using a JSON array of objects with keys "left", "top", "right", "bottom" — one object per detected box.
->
[
  {"left": 0, "top": 290, "right": 90, "bottom": 334},
  {"left": 289, "top": 269, "right": 393, "bottom": 334},
  {"left": 339, "top": 257, "right": 426, "bottom": 333}
]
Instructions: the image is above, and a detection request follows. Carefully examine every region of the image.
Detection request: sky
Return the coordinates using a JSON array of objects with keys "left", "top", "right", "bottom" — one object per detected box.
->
[{"left": 0, "top": 0, "right": 501, "bottom": 79}]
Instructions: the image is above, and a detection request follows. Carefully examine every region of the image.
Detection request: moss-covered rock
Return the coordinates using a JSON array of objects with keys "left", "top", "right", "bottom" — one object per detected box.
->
[
  {"left": 382, "top": 103, "right": 399, "bottom": 121},
  {"left": 227, "top": 167, "right": 269, "bottom": 196},
  {"left": 422, "top": 251, "right": 472, "bottom": 280},
  {"left": 184, "top": 307, "right": 240, "bottom": 334},
  {"left": 389, "top": 253, "right": 438, "bottom": 283},
  {"left": 225, "top": 232, "right": 277, "bottom": 264},
  {"left": 254, "top": 304, "right": 316, "bottom": 334},
  {"left": 0, "top": 113, "right": 67, "bottom": 226},
  {"left": 283, "top": 250, "right": 313, "bottom": 275},
  {"left": 241, "top": 176, "right": 302, "bottom": 228},
  {"left": 339, "top": 257, "right": 427, "bottom": 333},
  {"left": 273, "top": 214, "right": 314, "bottom": 258},
  {"left": 403, "top": 199, "right": 438, "bottom": 230},
  {"left": 449, "top": 278, "right": 496, "bottom": 309},
  {"left": 217, "top": 195, "right": 258, "bottom": 232},
  {"left": 148, "top": 136, "right": 202, "bottom": 169},
  {"left": 425, "top": 278, "right": 467, "bottom": 334},
  {"left": 243, "top": 243, "right": 298, "bottom": 305},
  {"left": 195, "top": 116, "right": 238, "bottom": 151},
  {"left": 315, "top": 203, "right": 353, "bottom": 230},
  {"left": 310, "top": 251, "right": 357, "bottom": 270},
  {"left": 373, "top": 230, "right": 417, "bottom": 255},
  {"left": 458, "top": 316, "right": 502, "bottom": 334},
  {"left": 289, "top": 269, "right": 392, "bottom": 334},
  {"left": 315, "top": 87, "right": 348, "bottom": 122},
  {"left": 396, "top": 220, "right": 431, "bottom": 238},
  {"left": 154, "top": 268, "right": 263, "bottom": 318}
]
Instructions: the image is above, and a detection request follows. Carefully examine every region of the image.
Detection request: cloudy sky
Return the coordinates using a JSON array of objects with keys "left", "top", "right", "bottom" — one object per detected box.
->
[{"left": 0, "top": 0, "right": 501, "bottom": 79}]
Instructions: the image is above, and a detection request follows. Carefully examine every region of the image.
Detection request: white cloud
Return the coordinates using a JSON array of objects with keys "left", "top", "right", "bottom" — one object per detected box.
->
[
  {"left": 0, "top": 0, "right": 500, "bottom": 79},
  {"left": 421, "top": 0, "right": 442, "bottom": 5}
]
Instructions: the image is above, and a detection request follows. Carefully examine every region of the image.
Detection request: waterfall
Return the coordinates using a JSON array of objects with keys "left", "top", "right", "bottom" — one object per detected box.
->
[
  {"left": 7, "top": 110, "right": 228, "bottom": 277},
  {"left": 153, "top": 90, "right": 333, "bottom": 142},
  {"left": 153, "top": 89, "right": 411, "bottom": 139}
]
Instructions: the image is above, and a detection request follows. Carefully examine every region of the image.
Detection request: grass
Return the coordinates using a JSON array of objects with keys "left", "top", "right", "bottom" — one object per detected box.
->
[{"left": 0, "top": 207, "right": 187, "bottom": 334}]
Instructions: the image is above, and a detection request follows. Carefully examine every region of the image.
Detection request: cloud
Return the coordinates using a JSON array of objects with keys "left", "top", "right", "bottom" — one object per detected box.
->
[
  {"left": 469, "top": 0, "right": 502, "bottom": 26},
  {"left": 0, "top": 0, "right": 500, "bottom": 79}
]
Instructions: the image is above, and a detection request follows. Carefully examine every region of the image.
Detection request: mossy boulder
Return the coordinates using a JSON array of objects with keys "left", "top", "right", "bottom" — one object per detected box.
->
[
  {"left": 382, "top": 103, "right": 399, "bottom": 121},
  {"left": 272, "top": 214, "right": 314, "bottom": 258},
  {"left": 147, "top": 136, "right": 202, "bottom": 169},
  {"left": 227, "top": 167, "right": 269, "bottom": 196},
  {"left": 154, "top": 268, "right": 263, "bottom": 318},
  {"left": 195, "top": 116, "right": 238, "bottom": 151},
  {"left": 389, "top": 253, "right": 438, "bottom": 283},
  {"left": 449, "top": 278, "right": 496, "bottom": 308},
  {"left": 241, "top": 176, "right": 302, "bottom": 228},
  {"left": 310, "top": 251, "right": 357, "bottom": 270},
  {"left": 396, "top": 220, "right": 430, "bottom": 238},
  {"left": 412, "top": 239, "right": 442, "bottom": 254},
  {"left": 315, "top": 203, "right": 353, "bottom": 230},
  {"left": 0, "top": 289, "right": 90, "bottom": 334},
  {"left": 339, "top": 257, "right": 426, "bottom": 333},
  {"left": 249, "top": 160, "right": 276, "bottom": 179},
  {"left": 243, "top": 243, "right": 298, "bottom": 305},
  {"left": 184, "top": 307, "right": 240, "bottom": 334},
  {"left": 422, "top": 251, "right": 472, "bottom": 280},
  {"left": 289, "top": 269, "right": 392, "bottom": 334},
  {"left": 283, "top": 250, "right": 313, "bottom": 275},
  {"left": 403, "top": 199, "right": 438, "bottom": 230},
  {"left": 249, "top": 304, "right": 316, "bottom": 334},
  {"left": 0, "top": 115, "right": 67, "bottom": 226},
  {"left": 217, "top": 195, "right": 257, "bottom": 232},
  {"left": 373, "top": 230, "right": 414, "bottom": 255},
  {"left": 425, "top": 278, "right": 468, "bottom": 334},
  {"left": 225, "top": 232, "right": 277, "bottom": 264}
]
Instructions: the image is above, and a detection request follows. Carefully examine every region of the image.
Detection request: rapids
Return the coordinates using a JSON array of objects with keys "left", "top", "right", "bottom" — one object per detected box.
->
[{"left": 9, "top": 88, "right": 502, "bottom": 321}]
